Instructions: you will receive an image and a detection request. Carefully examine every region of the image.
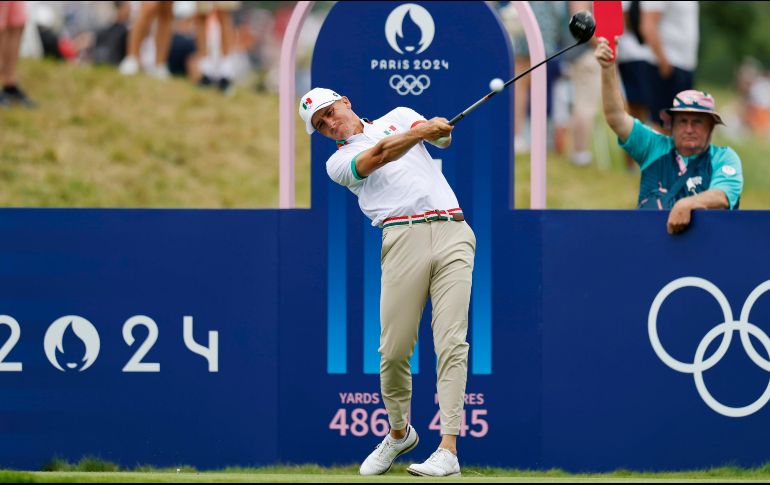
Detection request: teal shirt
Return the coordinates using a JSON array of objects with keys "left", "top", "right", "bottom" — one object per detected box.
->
[{"left": 619, "top": 119, "right": 744, "bottom": 209}]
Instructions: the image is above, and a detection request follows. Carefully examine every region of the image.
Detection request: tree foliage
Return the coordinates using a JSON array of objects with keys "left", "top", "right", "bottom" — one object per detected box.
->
[{"left": 700, "top": 2, "right": 770, "bottom": 85}]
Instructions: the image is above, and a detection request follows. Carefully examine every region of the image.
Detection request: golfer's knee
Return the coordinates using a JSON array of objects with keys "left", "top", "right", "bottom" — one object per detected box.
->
[
  {"left": 437, "top": 339, "right": 469, "bottom": 364},
  {"left": 380, "top": 346, "right": 413, "bottom": 366}
]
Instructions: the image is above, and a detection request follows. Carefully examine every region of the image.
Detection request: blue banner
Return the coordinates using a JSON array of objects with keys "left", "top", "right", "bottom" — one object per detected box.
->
[
  {"left": 0, "top": 209, "right": 280, "bottom": 469},
  {"left": 311, "top": 1, "right": 514, "bottom": 379}
]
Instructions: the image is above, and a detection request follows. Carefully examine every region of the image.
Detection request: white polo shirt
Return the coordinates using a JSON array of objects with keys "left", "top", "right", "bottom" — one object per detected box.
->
[{"left": 325, "top": 107, "right": 460, "bottom": 227}]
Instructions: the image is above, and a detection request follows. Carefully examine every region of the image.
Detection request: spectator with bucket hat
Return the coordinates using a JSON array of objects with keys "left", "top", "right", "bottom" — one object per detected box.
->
[{"left": 595, "top": 37, "right": 743, "bottom": 235}]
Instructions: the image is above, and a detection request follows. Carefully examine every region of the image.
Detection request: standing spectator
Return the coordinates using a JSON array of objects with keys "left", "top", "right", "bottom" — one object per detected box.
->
[
  {"left": 118, "top": 1, "right": 174, "bottom": 79},
  {"left": 166, "top": 4, "right": 198, "bottom": 81},
  {"left": 640, "top": 1, "right": 700, "bottom": 133},
  {"left": 497, "top": 1, "right": 567, "bottom": 154},
  {"left": 0, "top": 0, "right": 36, "bottom": 107},
  {"left": 616, "top": 1, "right": 657, "bottom": 169},
  {"left": 194, "top": 1, "right": 241, "bottom": 94},
  {"left": 562, "top": 1, "right": 601, "bottom": 166}
]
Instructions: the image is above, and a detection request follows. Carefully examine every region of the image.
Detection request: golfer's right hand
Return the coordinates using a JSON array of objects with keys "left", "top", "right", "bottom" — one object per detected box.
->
[
  {"left": 594, "top": 37, "right": 617, "bottom": 68},
  {"left": 417, "top": 117, "right": 453, "bottom": 141}
]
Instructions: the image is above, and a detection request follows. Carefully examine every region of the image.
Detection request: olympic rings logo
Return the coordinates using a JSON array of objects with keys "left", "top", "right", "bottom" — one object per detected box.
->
[
  {"left": 389, "top": 74, "right": 431, "bottom": 96},
  {"left": 649, "top": 277, "right": 770, "bottom": 418}
]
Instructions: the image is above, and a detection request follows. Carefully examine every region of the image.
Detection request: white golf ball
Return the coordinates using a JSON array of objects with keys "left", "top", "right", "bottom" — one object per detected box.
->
[{"left": 489, "top": 78, "right": 505, "bottom": 92}]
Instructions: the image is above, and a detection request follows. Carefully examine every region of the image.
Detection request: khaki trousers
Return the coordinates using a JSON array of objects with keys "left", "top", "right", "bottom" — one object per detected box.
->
[{"left": 379, "top": 219, "right": 476, "bottom": 435}]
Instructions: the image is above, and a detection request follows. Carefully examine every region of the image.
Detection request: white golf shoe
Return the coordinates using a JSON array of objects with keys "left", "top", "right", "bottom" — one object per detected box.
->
[
  {"left": 359, "top": 425, "right": 419, "bottom": 476},
  {"left": 407, "top": 448, "right": 461, "bottom": 477}
]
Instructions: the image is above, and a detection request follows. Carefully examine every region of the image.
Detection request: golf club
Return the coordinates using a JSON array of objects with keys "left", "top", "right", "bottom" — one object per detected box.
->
[{"left": 441, "top": 11, "right": 596, "bottom": 133}]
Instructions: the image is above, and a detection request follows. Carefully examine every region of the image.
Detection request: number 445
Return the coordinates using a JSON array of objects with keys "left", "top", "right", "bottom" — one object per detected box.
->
[{"left": 429, "top": 409, "right": 488, "bottom": 438}]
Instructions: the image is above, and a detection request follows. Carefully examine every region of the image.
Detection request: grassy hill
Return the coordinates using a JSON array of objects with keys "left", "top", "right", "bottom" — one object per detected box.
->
[
  {"left": 3, "top": 60, "right": 768, "bottom": 209},
  {"left": 2, "top": 59, "right": 311, "bottom": 208}
]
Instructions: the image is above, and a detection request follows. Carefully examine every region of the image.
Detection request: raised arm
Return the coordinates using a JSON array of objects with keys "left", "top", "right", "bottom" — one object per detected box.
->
[
  {"left": 595, "top": 37, "right": 634, "bottom": 142},
  {"left": 354, "top": 118, "right": 453, "bottom": 178}
]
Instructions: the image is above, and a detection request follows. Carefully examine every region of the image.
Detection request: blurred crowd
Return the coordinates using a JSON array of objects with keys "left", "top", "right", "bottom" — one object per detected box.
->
[
  {"left": 3, "top": 0, "right": 766, "bottom": 144},
  {"left": 735, "top": 56, "right": 770, "bottom": 138},
  {"left": 6, "top": 0, "right": 324, "bottom": 103}
]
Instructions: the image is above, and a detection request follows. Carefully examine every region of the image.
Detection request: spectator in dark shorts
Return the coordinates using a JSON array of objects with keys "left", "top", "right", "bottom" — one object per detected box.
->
[
  {"left": 167, "top": 17, "right": 197, "bottom": 80},
  {"left": 615, "top": 2, "right": 656, "bottom": 169},
  {"left": 617, "top": 2, "right": 655, "bottom": 125},
  {"left": 639, "top": 1, "right": 699, "bottom": 133}
]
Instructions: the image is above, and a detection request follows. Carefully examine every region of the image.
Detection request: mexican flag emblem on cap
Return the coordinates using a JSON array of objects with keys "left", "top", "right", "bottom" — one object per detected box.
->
[{"left": 302, "top": 98, "right": 313, "bottom": 110}]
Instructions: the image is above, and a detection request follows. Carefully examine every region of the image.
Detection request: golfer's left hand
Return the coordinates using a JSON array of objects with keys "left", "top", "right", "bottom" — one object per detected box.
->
[{"left": 417, "top": 117, "right": 453, "bottom": 141}]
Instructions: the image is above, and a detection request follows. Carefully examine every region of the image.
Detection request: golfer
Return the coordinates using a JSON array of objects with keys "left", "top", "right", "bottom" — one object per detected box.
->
[{"left": 299, "top": 88, "right": 475, "bottom": 477}]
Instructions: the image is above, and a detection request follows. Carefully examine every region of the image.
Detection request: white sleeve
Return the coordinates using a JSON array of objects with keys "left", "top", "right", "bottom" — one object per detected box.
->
[
  {"left": 392, "top": 107, "right": 427, "bottom": 131},
  {"left": 326, "top": 145, "right": 368, "bottom": 188}
]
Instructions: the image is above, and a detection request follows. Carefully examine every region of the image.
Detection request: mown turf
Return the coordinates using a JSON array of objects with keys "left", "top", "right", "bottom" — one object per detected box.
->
[{"left": 5, "top": 462, "right": 770, "bottom": 483}]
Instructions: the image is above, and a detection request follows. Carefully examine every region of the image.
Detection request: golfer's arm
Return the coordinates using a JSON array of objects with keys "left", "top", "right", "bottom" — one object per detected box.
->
[
  {"left": 354, "top": 130, "right": 424, "bottom": 178},
  {"left": 600, "top": 65, "right": 634, "bottom": 142}
]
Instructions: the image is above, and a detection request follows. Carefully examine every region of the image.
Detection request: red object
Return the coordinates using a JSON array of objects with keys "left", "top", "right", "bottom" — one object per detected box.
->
[
  {"left": 593, "top": 1, "right": 624, "bottom": 58},
  {"left": 58, "top": 38, "right": 78, "bottom": 61}
]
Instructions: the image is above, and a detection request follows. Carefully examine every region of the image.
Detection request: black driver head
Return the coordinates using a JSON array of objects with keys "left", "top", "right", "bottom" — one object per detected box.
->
[{"left": 569, "top": 10, "right": 596, "bottom": 44}]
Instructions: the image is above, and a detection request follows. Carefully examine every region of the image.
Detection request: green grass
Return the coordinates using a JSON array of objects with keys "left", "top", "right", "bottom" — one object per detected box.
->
[
  {"left": 513, "top": 123, "right": 641, "bottom": 209},
  {"left": 4, "top": 60, "right": 769, "bottom": 210},
  {"left": 4, "top": 460, "right": 770, "bottom": 483},
  {"left": 1, "top": 59, "right": 311, "bottom": 208}
]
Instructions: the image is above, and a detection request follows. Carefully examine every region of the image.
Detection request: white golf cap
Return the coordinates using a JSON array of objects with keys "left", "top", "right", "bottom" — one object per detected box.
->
[{"left": 298, "top": 88, "right": 342, "bottom": 135}]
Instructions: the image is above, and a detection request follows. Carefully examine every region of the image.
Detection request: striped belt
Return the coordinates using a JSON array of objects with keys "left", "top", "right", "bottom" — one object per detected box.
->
[{"left": 381, "top": 208, "right": 464, "bottom": 228}]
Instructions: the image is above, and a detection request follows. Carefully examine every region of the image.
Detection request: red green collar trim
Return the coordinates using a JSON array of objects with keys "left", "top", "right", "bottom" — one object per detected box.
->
[{"left": 336, "top": 118, "right": 374, "bottom": 149}]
